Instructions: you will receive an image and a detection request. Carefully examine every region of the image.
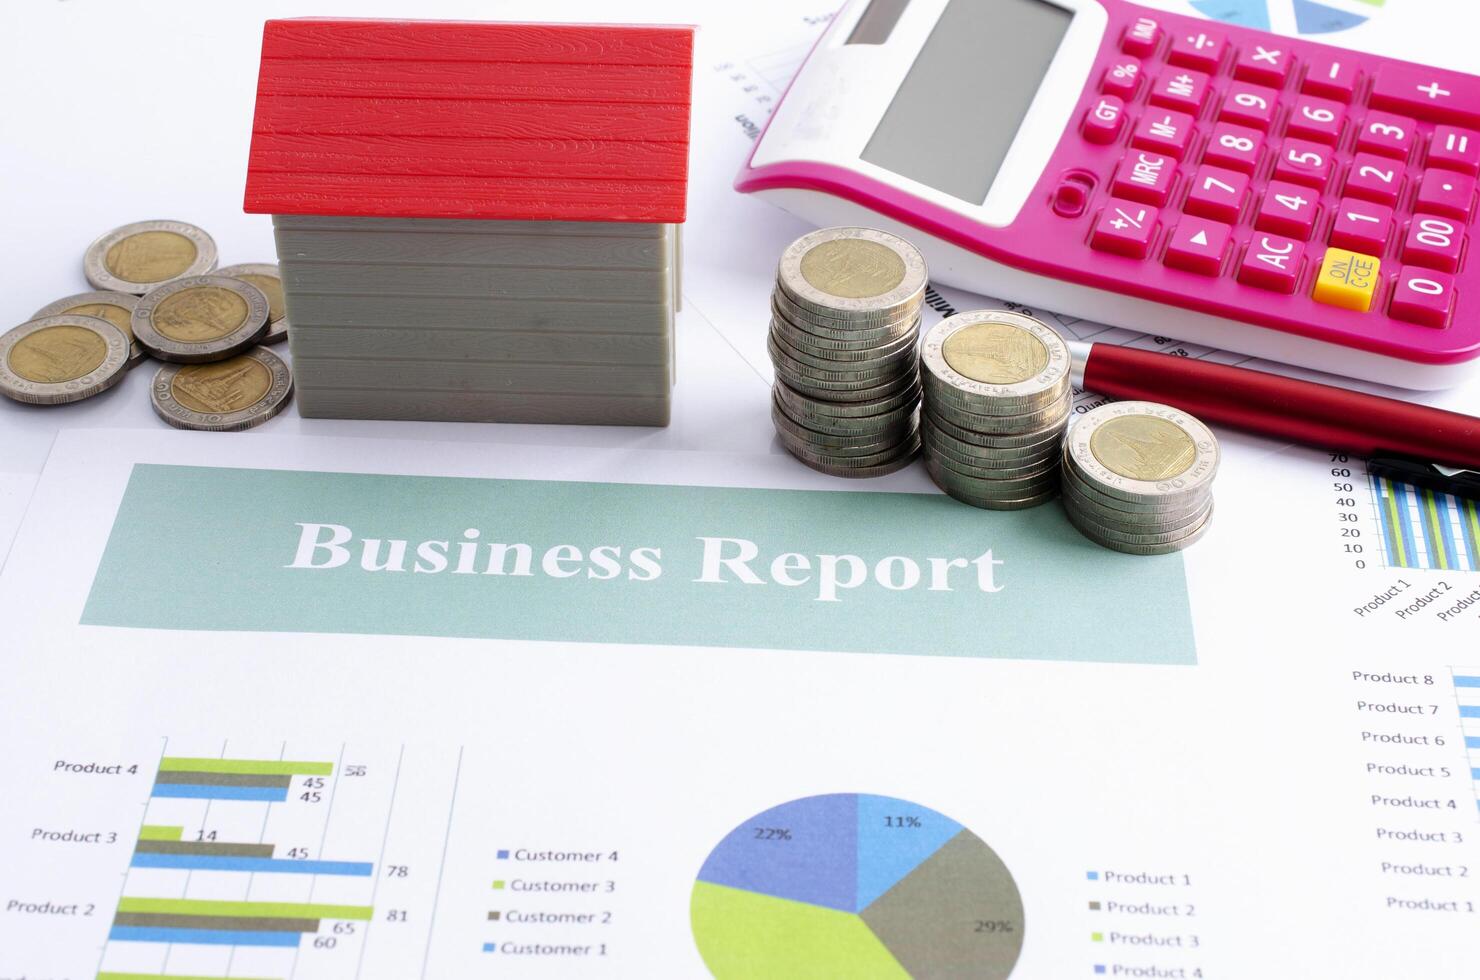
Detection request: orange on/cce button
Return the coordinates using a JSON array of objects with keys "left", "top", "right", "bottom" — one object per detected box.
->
[{"left": 1312, "top": 247, "right": 1381, "bottom": 312}]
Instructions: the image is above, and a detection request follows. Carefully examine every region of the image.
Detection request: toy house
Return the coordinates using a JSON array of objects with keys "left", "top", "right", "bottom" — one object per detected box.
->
[{"left": 243, "top": 18, "right": 693, "bottom": 425}]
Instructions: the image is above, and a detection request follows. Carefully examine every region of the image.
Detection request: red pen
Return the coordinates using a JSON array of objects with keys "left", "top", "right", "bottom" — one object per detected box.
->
[{"left": 1067, "top": 341, "right": 1480, "bottom": 471}]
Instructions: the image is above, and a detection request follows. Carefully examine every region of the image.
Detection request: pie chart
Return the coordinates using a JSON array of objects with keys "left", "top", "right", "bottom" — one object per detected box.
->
[
  {"left": 1188, "top": 0, "right": 1385, "bottom": 34},
  {"left": 690, "top": 794, "right": 1024, "bottom": 979}
]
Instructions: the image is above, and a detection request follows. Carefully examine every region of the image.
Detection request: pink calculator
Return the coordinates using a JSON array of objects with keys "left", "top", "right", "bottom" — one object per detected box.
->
[{"left": 736, "top": 0, "right": 1480, "bottom": 389}]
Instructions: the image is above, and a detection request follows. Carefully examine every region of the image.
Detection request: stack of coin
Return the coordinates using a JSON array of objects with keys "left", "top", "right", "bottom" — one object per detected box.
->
[
  {"left": 919, "top": 310, "right": 1072, "bottom": 509},
  {"left": 768, "top": 227, "right": 926, "bottom": 477},
  {"left": 1061, "top": 401, "right": 1219, "bottom": 554}
]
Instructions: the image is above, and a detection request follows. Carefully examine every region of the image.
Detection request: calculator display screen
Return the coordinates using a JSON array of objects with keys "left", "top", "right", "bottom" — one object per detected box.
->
[{"left": 861, "top": 0, "right": 1073, "bottom": 204}]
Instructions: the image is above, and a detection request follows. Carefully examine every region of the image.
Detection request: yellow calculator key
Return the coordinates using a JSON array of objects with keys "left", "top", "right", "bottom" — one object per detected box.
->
[{"left": 1313, "top": 248, "right": 1381, "bottom": 312}]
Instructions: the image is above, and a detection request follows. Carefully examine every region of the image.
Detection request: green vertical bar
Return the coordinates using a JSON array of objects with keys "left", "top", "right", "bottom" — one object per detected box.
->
[
  {"left": 137, "top": 825, "right": 183, "bottom": 841},
  {"left": 157, "top": 758, "right": 332, "bottom": 776},
  {"left": 1422, "top": 489, "right": 1450, "bottom": 571},
  {"left": 1465, "top": 499, "right": 1480, "bottom": 572}
]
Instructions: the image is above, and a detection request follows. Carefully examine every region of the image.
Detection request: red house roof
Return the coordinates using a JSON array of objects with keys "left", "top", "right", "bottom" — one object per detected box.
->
[{"left": 243, "top": 19, "right": 693, "bottom": 223}]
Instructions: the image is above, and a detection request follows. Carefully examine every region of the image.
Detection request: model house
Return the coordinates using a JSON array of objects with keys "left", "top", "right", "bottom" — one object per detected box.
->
[{"left": 243, "top": 18, "right": 693, "bottom": 425}]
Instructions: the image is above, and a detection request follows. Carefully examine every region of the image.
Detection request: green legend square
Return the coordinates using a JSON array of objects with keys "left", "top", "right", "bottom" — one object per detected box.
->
[
  {"left": 491, "top": 880, "right": 506, "bottom": 890},
  {"left": 1091, "top": 932, "right": 1104, "bottom": 942}
]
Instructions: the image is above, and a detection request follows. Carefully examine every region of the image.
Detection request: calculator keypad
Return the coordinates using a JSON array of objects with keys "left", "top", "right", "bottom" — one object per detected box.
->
[{"left": 1077, "top": 9, "right": 1477, "bottom": 336}]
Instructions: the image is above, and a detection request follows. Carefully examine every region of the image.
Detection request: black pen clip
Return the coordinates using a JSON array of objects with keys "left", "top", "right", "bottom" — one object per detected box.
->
[{"left": 1368, "top": 455, "right": 1480, "bottom": 503}]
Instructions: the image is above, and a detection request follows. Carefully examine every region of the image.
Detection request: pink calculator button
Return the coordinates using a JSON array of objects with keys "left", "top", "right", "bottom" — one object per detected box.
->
[
  {"left": 1286, "top": 96, "right": 1346, "bottom": 145},
  {"left": 1415, "top": 169, "right": 1476, "bottom": 221},
  {"left": 1389, "top": 267, "right": 1456, "bottom": 327},
  {"left": 1256, "top": 181, "right": 1320, "bottom": 239},
  {"left": 1083, "top": 97, "right": 1127, "bottom": 144},
  {"left": 1122, "top": 16, "right": 1161, "bottom": 57},
  {"left": 1370, "top": 65, "right": 1480, "bottom": 127},
  {"left": 1133, "top": 110, "right": 1196, "bottom": 159},
  {"left": 1092, "top": 200, "right": 1160, "bottom": 259},
  {"left": 1428, "top": 126, "right": 1480, "bottom": 176},
  {"left": 1168, "top": 30, "right": 1225, "bottom": 73},
  {"left": 1233, "top": 42, "right": 1291, "bottom": 87},
  {"left": 1329, "top": 199, "right": 1394, "bottom": 254},
  {"left": 1165, "top": 217, "right": 1232, "bottom": 276},
  {"left": 1203, "top": 123, "right": 1263, "bottom": 173},
  {"left": 1302, "top": 56, "right": 1358, "bottom": 102},
  {"left": 1150, "top": 68, "right": 1211, "bottom": 114},
  {"left": 1112, "top": 151, "right": 1176, "bottom": 206},
  {"left": 1401, "top": 215, "right": 1465, "bottom": 273},
  {"left": 1238, "top": 233, "right": 1305, "bottom": 293},
  {"left": 1273, "top": 139, "right": 1334, "bottom": 190},
  {"left": 1344, "top": 153, "right": 1404, "bottom": 206},
  {"left": 1355, "top": 112, "right": 1415, "bottom": 159},
  {"left": 1219, "top": 83, "right": 1279, "bottom": 131},
  {"left": 1185, "top": 165, "right": 1250, "bottom": 223},
  {"left": 1101, "top": 60, "right": 1142, "bottom": 100}
]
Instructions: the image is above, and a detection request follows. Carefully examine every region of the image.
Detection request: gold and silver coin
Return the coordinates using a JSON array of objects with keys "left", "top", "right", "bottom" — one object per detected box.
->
[
  {"left": 216, "top": 262, "right": 289, "bottom": 345},
  {"left": 777, "top": 227, "right": 927, "bottom": 321},
  {"left": 83, "top": 220, "right": 217, "bottom": 295},
  {"left": 920, "top": 311, "right": 1072, "bottom": 510},
  {"left": 1061, "top": 400, "right": 1219, "bottom": 554},
  {"left": 768, "top": 227, "right": 925, "bottom": 477},
  {"left": 131, "top": 275, "right": 271, "bottom": 363},
  {"left": 0, "top": 314, "right": 131, "bottom": 405},
  {"left": 32, "top": 291, "right": 145, "bottom": 366},
  {"left": 151, "top": 347, "right": 294, "bottom": 431}
]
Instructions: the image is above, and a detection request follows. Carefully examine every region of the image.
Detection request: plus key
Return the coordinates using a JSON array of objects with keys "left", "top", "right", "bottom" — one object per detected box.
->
[{"left": 1370, "top": 65, "right": 1480, "bottom": 127}]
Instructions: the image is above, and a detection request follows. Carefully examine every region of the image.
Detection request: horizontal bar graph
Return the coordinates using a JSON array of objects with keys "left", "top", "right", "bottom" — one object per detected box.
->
[
  {"left": 117, "top": 897, "right": 374, "bottom": 920},
  {"left": 1371, "top": 475, "right": 1480, "bottom": 572},
  {"left": 109, "top": 925, "right": 301, "bottom": 947},
  {"left": 133, "top": 839, "right": 275, "bottom": 857},
  {"left": 150, "top": 783, "right": 288, "bottom": 802},
  {"left": 1455, "top": 671, "right": 1480, "bottom": 815},
  {"left": 130, "top": 852, "right": 372, "bottom": 875},
  {"left": 136, "top": 825, "right": 182, "bottom": 841},
  {"left": 157, "top": 757, "right": 334, "bottom": 775}
]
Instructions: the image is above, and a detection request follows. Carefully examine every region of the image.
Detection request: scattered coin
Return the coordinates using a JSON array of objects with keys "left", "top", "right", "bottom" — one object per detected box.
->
[
  {"left": 131, "top": 275, "right": 271, "bottom": 363},
  {"left": 768, "top": 227, "right": 926, "bottom": 477},
  {"left": 1061, "top": 400, "right": 1219, "bottom": 554},
  {"left": 215, "top": 263, "right": 289, "bottom": 345},
  {"left": 0, "top": 314, "right": 131, "bottom": 405},
  {"left": 151, "top": 347, "right": 294, "bottom": 431},
  {"left": 83, "top": 220, "right": 217, "bottom": 295},
  {"left": 32, "top": 291, "right": 145, "bottom": 366},
  {"left": 920, "top": 311, "right": 1072, "bottom": 510}
]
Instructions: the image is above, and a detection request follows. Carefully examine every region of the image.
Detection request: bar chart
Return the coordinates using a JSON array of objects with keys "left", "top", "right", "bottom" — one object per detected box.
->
[
  {"left": 1456, "top": 670, "right": 1480, "bottom": 816},
  {"left": 96, "top": 742, "right": 457, "bottom": 980},
  {"left": 1369, "top": 474, "right": 1480, "bottom": 573}
]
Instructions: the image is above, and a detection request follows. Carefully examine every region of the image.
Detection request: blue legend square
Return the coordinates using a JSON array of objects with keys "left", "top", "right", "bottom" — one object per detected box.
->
[
  {"left": 1086, "top": 871, "right": 1099, "bottom": 880},
  {"left": 1094, "top": 967, "right": 1106, "bottom": 975},
  {"left": 483, "top": 942, "right": 496, "bottom": 952},
  {"left": 497, "top": 849, "right": 510, "bottom": 859}
]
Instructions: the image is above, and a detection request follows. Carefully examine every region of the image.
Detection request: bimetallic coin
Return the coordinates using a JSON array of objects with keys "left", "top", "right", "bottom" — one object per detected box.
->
[
  {"left": 216, "top": 263, "right": 288, "bottom": 345},
  {"left": 773, "top": 378, "right": 920, "bottom": 421},
  {"left": 132, "top": 276, "right": 271, "bottom": 364},
  {"left": 32, "top": 291, "right": 144, "bottom": 366},
  {"left": 925, "top": 458, "right": 1058, "bottom": 510},
  {"left": 773, "top": 387, "right": 917, "bottom": 436},
  {"left": 781, "top": 433, "right": 922, "bottom": 479},
  {"left": 0, "top": 315, "right": 130, "bottom": 405},
  {"left": 83, "top": 220, "right": 217, "bottom": 295},
  {"left": 1065, "top": 401, "right": 1219, "bottom": 505},
  {"left": 772, "top": 289, "right": 920, "bottom": 338},
  {"left": 770, "top": 324, "right": 918, "bottom": 374},
  {"left": 771, "top": 401, "right": 916, "bottom": 456},
  {"left": 927, "top": 388, "right": 1073, "bottom": 434},
  {"left": 777, "top": 228, "right": 927, "bottom": 320},
  {"left": 771, "top": 317, "right": 919, "bottom": 363},
  {"left": 151, "top": 347, "right": 293, "bottom": 431},
  {"left": 1061, "top": 462, "right": 1211, "bottom": 520},
  {"left": 921, "top": 311, "right": 1071, "bottom": 415},
  {"left": 924, "top": 407, "right": 1067, "bottom": 450}
]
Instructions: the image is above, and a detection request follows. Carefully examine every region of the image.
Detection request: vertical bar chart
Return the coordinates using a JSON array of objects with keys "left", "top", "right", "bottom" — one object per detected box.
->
[
  {"left": 1454, "top": 670, "right": 1480, "bottom": 816},
  {"left": 1370, "top": 474, "right": 1480, "bottom": 573}
]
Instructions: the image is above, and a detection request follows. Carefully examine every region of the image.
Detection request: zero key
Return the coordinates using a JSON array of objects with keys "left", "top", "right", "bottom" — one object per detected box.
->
[{"left": 1370, "top": 65, "right": 1480, "bottom": 127}]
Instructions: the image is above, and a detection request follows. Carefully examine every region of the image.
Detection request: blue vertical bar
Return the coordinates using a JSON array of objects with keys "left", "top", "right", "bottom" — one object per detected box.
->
[
  {"left": 1433, "top": 492, "right": 1461, "bottom": 570},
  {"left": 1462, "top": 498, "right": 1480, "bottom": 573},
  {"left": 1395, "top": 482, "right": 1421, "bottom": 569}
]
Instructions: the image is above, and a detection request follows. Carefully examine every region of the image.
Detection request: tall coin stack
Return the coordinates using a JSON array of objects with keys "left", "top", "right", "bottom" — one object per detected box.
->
[
  {"left": 919, "top": 311, "right": 1072, "bottom": 509},
  {"left": 1062, "top": 401, "right": 1220, "bottom": 554},
  {"left": 768, "top": 228, "right": 926, "bottom": 477}
]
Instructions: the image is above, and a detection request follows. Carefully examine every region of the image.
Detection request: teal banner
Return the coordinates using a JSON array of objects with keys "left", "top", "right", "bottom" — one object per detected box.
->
[{"left": 82, "top": 464, "right": 1195, "bottom": 663}]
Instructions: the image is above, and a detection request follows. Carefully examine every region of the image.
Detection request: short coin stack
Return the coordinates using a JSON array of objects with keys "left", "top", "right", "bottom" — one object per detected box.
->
[
  {"left": 1062, "top": 401, "right": 1219, "bottom": 554},
  {"left": 919, "top": 311, "right": 1072, "bottom": 509},
  {"left": 768, "top": 227, "right": 926, "bottom": 477}
]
